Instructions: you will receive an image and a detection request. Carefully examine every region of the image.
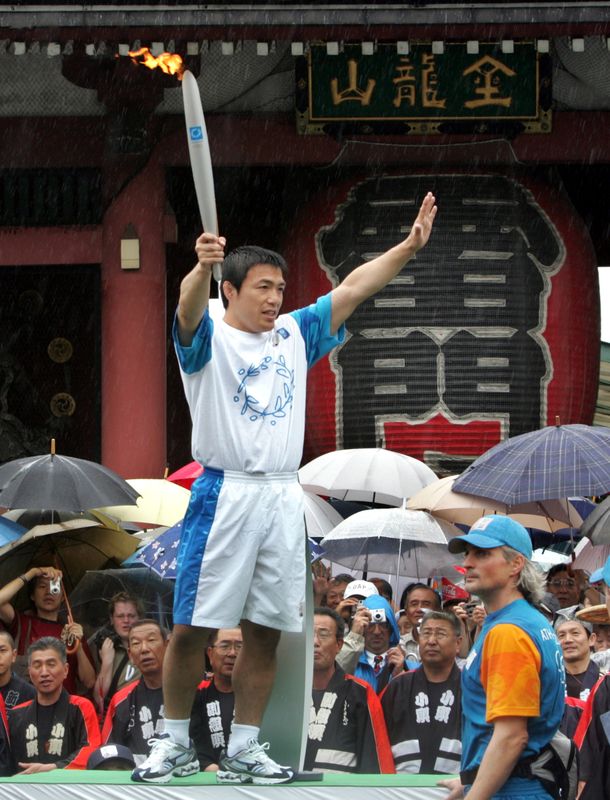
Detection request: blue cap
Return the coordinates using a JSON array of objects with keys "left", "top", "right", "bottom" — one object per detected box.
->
[
  {"left": 590, "top": 566, "right": 604, "bottom": 585},
  {"left": 601, "top": 555, "right": 610, "bottom": 587},
  {"left": 448, "top": 514, "right": 533, "bottom": 559}
]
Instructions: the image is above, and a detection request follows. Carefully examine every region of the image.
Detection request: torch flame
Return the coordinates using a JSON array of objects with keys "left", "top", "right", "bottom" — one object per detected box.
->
[{"left": 128, "top": 47, "right": 184, "bottom": 78}]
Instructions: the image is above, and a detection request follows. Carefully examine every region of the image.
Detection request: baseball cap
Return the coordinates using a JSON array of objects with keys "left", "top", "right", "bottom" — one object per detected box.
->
[
  {"left": 601, "top": 555, "right": 610, "bottom": 587},
  {"left": 87, "top": 744, "right": 136, "bottom": 770},
  {"left": 590, "top": 566, "right": 604, "bottom": 585},
  {"left": 343, "top": 579, "right": 379, "bottom": 600},
  {"left": 448, "top": 514, "right": 533, "bottom": 559}
]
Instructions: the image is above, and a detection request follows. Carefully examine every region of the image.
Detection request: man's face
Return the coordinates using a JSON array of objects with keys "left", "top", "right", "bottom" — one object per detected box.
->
[
  {"left": 28, "top": 648, "right": 68, "bottom": 697},
  {"left": 224, "top": 264, "right": 286, "bottom": 333},
  {"left": 313, "top": 614, "right": 342, "bottom": 672},
  {"left": 405, "top": 588, "right": 439, "bottom": 627},
  {"left": 111, "top": 602, "right": 139, "bottom": 639},
  {"left": 128, "top": 624, "right": 167, "bottom": 676},
  {"left": 547, "top": 570, "right": 580, "bottom": 608},
  {"left": 364, "top": 620, "right": 391, "bottom": 655},
  {"left": 462, "top": 545, "right": 520, "bottom": 597},
  {"left": 30, "top": 576, "right": 63, "bottom": 614},
  {"left": 207, "top": 628, "right": 243, "bottom": 680},
  {"left": 557, "top": 622, "right": 593, "bottom": 664},
  {"left": 326, "top": 582, "right": 349, "bottom": 610},
  {"left": 0, "top": 636, "right": 16, "bottom": 680},
  {"left": 419, "top": 618, "right": 460, "bottom": 669}
]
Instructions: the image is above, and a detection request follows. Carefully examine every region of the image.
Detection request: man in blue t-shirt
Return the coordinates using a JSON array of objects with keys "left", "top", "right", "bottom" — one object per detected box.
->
[{"left": 133, "top": 193, "right": 438, "bottom": 786}]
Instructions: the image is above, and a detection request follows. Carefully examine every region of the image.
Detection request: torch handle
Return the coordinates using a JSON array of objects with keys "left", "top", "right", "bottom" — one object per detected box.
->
[{"left": 182, "top": 70, "right": 222, "bottom": 283}]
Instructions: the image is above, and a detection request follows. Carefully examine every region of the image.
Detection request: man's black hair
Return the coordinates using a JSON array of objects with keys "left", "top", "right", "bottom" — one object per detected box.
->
[
  {"left": 27, "top": 636, "right": 66, "bottom": 664},
  {"left": 128, "top": 618, "right": 169, "bottom": 642},
  {"left": 546, "top": 564, "right": 574, "bottom": 581},
  {"left": 331, "top": 573, "right": 353, "bottom": 585},
  {"left": 399, "top": 582, "right": 441, "bottom": 611},
  {"left": 314, "top": 607, "right": 346, "bottom": 638},
  {"left": 420, "top": 610, "right": 462, "bottom": 638},
  {"left": 220, "top": 246, "right": 288, "bottom": 308}
]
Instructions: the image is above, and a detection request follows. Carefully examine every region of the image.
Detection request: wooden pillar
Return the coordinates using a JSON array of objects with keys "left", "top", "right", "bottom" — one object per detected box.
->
[{"left": 101, "top": 151, "right": 168, "bottom": 478}]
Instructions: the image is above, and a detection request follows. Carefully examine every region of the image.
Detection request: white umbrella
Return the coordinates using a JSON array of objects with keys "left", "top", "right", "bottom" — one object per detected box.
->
[
  {"left": 320, "top": 506, "right": 461, "bottom": 578},
  {"left": 303, "top": 492, "right": 344, "bottom": 538},
  {"left": 299, "top": 448, "right": 438, "bottom": 507}
]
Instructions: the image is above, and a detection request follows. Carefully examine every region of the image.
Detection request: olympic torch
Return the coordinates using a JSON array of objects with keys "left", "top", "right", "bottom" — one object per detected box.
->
[{"left": 181, "top": 69, "right": 222, "bottom": 283}]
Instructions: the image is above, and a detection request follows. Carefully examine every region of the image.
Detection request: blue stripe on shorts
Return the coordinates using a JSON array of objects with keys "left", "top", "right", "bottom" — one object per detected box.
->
[{"left": 173, "top": 467, "right": 224, "bottom": 625}]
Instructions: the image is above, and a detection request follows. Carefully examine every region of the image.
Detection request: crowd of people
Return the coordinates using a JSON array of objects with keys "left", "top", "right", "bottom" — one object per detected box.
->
[
  {"left": 0, "top": 525, "right": 608, "bottom": 797},
  {"left": 1, "top": 194, "right": 608, "bottom": 798}
]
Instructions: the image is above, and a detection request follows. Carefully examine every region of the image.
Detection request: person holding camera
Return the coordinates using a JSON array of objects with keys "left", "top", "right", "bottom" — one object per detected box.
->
[
  {"left": 352, "top": 595, "right": 416, "bottom": 694},
  {"left": 89, "top": 592, "right": 143, "bottom": 716},
  {"left": 0, "top": 566, "right": 95, "bottom": 695}
]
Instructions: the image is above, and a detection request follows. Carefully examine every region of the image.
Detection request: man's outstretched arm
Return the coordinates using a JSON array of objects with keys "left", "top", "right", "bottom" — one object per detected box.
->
[
  {"left": 329, "top": 191, "right": 437, "bottom": 334},
  {"left": 176, "top": 232, "right": 226, "bottom": 346}
]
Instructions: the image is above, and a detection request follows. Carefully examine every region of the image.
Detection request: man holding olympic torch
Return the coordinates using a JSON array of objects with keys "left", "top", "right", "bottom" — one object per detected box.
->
[{"left": 132, "top": 192, "right": 437, "bottom": 785}]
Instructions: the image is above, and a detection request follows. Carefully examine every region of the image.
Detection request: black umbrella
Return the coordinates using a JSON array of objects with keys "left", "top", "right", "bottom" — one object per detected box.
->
[
  {"left": 0, "top": 440, "right": 140, "bottom": 512},
  {"left": 69, "top": 567, "right": 175, "bottom": 637},
  {"left": 582, "top": 496, "right": 610, "bottom": 545}
]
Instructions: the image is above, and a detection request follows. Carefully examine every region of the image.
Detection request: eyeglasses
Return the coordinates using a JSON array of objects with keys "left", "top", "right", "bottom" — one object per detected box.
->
[
  {"left": 547, "top": 580, "right": 576, "bottom": 588},
  {"left": 212, "top": 642, "right": 243, "bottom": 654},
  {"left": 313, "top": 629, "right": 338, "bottom": 641}
]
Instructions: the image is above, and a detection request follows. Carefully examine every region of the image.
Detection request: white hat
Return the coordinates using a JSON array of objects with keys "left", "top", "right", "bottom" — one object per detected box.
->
[{"left": 343, "top": 579, "right": 379, "bottom": 599}]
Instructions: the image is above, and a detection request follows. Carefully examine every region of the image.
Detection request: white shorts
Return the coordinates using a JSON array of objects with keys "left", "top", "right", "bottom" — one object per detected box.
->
[{"left": 173, "top": 468, "right": 306, "bottom": 633}]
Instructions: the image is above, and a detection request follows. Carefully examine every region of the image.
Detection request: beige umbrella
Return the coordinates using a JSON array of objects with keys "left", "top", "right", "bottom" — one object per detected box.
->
[
  {"left": 97, "top": 479, "right": 191, "bottom": 527},
  {"left": 0, "top": 521, "right": 139, "bottom": 595},
  {"left": 407, "top": 475, "right": 583, "bottom": 532}
]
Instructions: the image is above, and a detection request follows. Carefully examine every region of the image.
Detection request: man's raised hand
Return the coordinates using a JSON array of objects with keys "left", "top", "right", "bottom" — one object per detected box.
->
[{"left": 406, "top": 191, "right": 437, "bottom": 253}]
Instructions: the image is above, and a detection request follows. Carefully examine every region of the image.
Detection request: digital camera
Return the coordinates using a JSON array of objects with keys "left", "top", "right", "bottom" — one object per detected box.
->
[{"left": 370, "top": 608, "right": 386, "bottom": 624}]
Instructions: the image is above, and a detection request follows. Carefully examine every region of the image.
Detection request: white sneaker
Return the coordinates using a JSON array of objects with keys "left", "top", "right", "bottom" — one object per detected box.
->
[
  {"left": 217, "top": 738, "right": 294, "bottom": 785},
  {"left": 131, "top": 733, "right": 200, "bottom": 784}
]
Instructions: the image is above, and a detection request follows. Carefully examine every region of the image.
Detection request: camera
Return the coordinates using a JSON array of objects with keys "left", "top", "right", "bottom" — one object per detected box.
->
[
  {"left": 370, "top": 608, "right": 386, "bottom": 624},
  {"left": 93, "top": 627, "right": 123, "bottom": 651}
]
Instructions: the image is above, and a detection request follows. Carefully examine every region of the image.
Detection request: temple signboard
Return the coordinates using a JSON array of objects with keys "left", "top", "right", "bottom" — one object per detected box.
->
[{"left": 297, "top": 42, "right": 551, "bottom": 135}]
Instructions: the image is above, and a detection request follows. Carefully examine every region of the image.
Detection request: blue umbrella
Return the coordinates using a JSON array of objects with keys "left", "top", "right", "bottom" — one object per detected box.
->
[
  {"left": 0, "top": 516, "right": 25, "bottom": 547},
  {"left": 125, "top": 520, "right": 183, "bottom": 580},
  {"left": 126, "top": 521, "right": 330, "bottom": 577},
  {"left": 453, "top": 423, "right": 610, "bottom": 505}
]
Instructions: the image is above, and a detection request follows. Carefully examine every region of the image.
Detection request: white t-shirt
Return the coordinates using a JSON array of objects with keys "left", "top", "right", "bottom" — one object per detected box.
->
[{"left": 173, "top": 292, "right": 344, "bottom": 474}]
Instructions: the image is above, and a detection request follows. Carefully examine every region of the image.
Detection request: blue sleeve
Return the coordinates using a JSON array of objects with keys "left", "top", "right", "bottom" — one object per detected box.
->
[
  {"left": 172, "top": 308, "right": 213, "bottom": 374},
  {"left": 290, "top": 292, "right": 345, "bottom": 367}
]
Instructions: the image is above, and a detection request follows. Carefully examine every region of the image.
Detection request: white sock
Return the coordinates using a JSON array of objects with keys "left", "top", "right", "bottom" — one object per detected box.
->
[
  {"left": 228, "top": 724, "right": 260, "bottom": 756},
  {"left": 163, "top": 718, "right": 191, "bottom": 748}
]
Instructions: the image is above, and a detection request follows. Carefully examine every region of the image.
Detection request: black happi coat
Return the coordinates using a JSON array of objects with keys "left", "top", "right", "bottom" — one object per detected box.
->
[
  {"left": 190, "top": 678, "right": 234, "bottom": 769},
  {"left": 381, "top": 664, "right": 462, "bottom": 775},
  {"left": 305, "top": 666, "right": 394, "bottom": 774},
  {"left": 8, "top": 689, "right": 100, "bottom": 771},
  {"left": 101, "top": 678, "right": 164, "bottom": 762}
]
